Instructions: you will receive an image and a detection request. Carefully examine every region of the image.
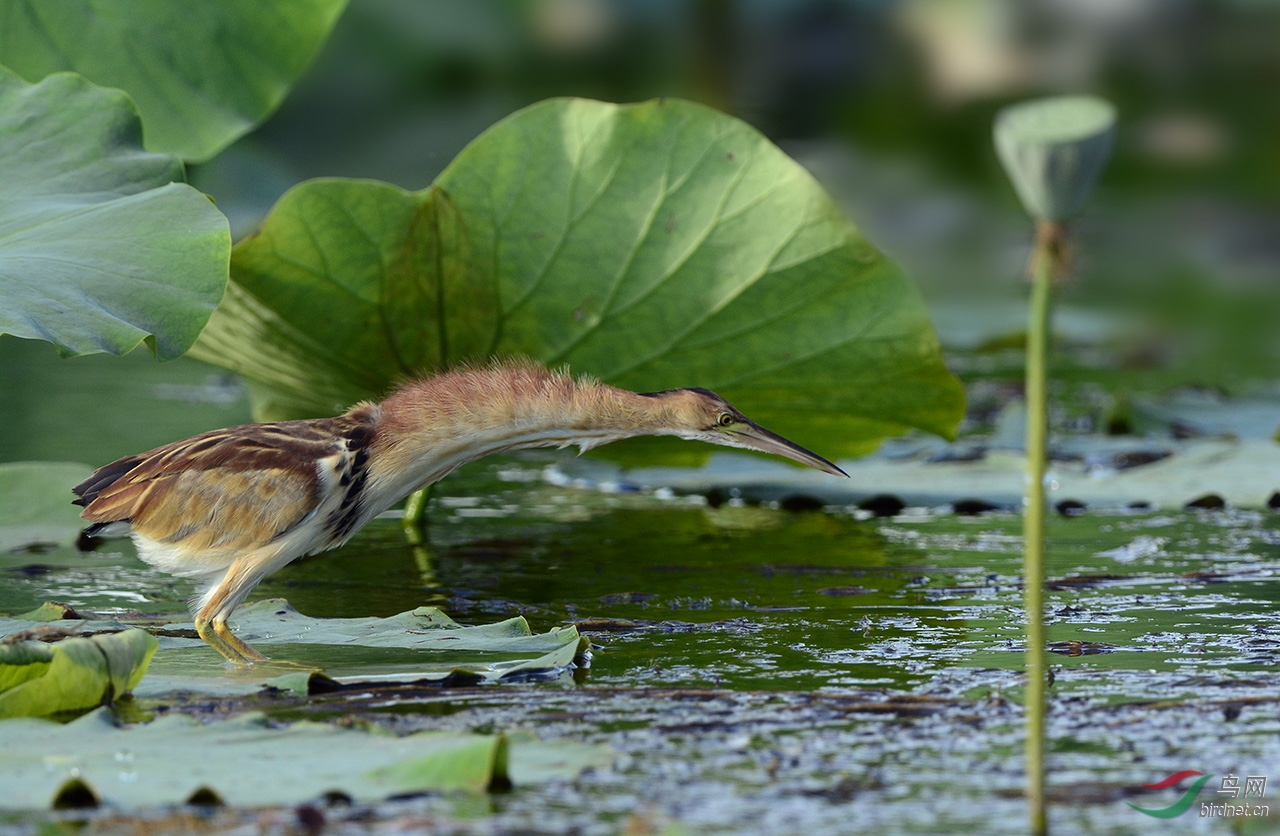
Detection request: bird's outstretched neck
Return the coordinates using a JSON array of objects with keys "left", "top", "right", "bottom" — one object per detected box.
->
[
  {"left": 366, "top": 359, "right": 846, "bottom": 509},
  {"left": 366, "top": 361, "right": 668, "bottom": 502}
]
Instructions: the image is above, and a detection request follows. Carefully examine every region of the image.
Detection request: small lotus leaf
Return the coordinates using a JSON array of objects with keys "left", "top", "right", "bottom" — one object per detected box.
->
[
  {"left": 15, "top": 603, "right": 80, "bottom": 623},
  {"left": 0, "top": 629, "right": 157, "bottom": 718}
]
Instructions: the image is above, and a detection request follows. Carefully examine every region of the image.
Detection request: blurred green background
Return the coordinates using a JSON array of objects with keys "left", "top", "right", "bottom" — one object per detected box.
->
[
  {"left": 6, "top": 0, "right": 1280, "bottom": 462},
  {"left": 191, "top": 0, "right": 1280, "bottom": 397}
]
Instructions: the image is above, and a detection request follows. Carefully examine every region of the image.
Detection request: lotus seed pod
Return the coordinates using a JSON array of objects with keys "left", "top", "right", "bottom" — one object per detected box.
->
[{"left": 994, "top": 95, "right": 1116, "bottom": 222}]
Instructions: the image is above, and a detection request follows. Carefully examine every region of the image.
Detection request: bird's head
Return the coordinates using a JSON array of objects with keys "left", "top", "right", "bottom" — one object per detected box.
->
[{"left": 639, "top": 387, "right": 848, "bottom": 477}]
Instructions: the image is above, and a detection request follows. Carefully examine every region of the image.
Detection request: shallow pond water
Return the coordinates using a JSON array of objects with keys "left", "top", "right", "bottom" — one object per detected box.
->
[
  {"left": 2, "top": 337, "right": 1279, "bottom": 834},
  {"left": 5, "top": 463, "right": 1280, "bottom": 834}
]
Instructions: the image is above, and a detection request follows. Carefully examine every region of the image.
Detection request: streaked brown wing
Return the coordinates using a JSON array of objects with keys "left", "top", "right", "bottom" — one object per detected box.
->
[
  {"left": 126, "top": 467, "right": 315, "bottom": 551},
  {"left": 75, "top": 407, "right": 378, "bottom": 552}
]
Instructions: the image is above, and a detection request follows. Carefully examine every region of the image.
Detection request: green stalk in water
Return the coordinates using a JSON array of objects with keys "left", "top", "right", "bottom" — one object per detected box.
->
[
  {"left": 402, "top": 485, "right": 432, "bottom": 545},
  {"left": 994, "top": 94, "right": 1115, "bottom": 836},
  {"left": 1023, "top": 219, "right": 1061, "bottom": 836}
]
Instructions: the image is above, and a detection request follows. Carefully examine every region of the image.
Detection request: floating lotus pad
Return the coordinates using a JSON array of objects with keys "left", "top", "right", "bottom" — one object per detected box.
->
[
  {"left": 0, "top": 600, "right": 588, "bottom": 697},
  {"left": 555, "top": 437, "right": 1280, "bottom": 511},
  {"left": 0, "top": 707, "right": 613, "bottom": 809}
]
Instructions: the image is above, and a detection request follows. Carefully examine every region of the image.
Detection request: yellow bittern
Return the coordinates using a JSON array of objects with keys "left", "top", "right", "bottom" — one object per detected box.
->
[{"left": 73, "top": 361, "right": 846, "bottom": 663}]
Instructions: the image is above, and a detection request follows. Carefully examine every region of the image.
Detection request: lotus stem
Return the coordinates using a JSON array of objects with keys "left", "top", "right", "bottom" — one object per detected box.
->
[
  {"left": 402, "top": 486, "right": 431, "bottom": 545},
  {"left": 1024, "top": 218, "right": 1059, "bottom": 836}
]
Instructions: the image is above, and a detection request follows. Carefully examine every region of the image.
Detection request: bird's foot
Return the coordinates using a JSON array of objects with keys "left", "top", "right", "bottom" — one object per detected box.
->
[{"left": 196, "top": 616, "right": 267, "bottom": 665}]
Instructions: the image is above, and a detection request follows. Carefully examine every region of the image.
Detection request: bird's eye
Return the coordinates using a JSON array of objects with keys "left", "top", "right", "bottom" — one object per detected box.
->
[{"left": 716, "top": 412, "right": 735, "bottom": 427}]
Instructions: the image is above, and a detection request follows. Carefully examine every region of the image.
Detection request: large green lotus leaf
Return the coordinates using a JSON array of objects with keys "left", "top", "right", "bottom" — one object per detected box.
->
[
  {"left": 0, "top": 462, "right": 91, "bottom": 552},
  {"left": 0, "top": 69, "right": 229, "bottom": 359},
  {"left": 191, "top": 180, "right": 455, "bottom": 418},
  {"left": 0, "top": 0, "right": 348, "bottom": 162},
  {"left": 191, "top": 98, "right": 964, "bottom": 460},
  {"left": 0, "top": 707, "right": 612, "bottom": 809},
  {"left": 0, "top": 600, "right": 587, "bottom": 696},
  {"left": 0, "top": 629, "right": 157, "bottom": 719}
]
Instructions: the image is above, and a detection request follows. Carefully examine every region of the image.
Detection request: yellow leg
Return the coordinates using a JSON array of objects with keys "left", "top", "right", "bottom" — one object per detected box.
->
[
  {"left": 195, "top": 557, "right": 270, "bottom": 664},
  {"left": 195, "top": 614, "right": 266, "bottom": 664}
]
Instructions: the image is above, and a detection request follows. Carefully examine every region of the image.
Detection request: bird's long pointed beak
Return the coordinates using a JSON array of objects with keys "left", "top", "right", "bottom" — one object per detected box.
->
[{"left": 732, "top": 421, "right": 848, "bottom": 477}]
